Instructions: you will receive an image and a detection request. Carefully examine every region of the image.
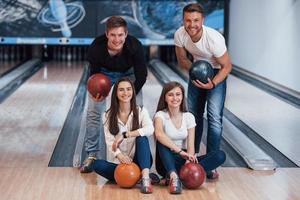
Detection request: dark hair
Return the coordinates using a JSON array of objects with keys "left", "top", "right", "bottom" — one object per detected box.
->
[
  {"left": 106, "top": 16, "right": 128, "bottom": 32},
  {"left": 183, "top": 3, "right": 204, "bottom": 17},
  {"left": 156, "top": 81, "right": 187, "bottom": 112},
  {"left": 106, "top": 77, "right": 139, "bottom": 135}
]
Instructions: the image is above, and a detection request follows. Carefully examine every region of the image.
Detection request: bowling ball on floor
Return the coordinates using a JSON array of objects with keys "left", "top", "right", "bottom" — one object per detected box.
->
[
  {"left": 179, "top": 162, "right": 206, "bottom": 189},
  {"left": 114, "top": 162, "right": 141, "bottom": 188},
  {"left": 189, "top": 60, "right": 214, "bottom": 84},
  {"left": 87, "top": 73, "right": 111, "bottom": 99}
]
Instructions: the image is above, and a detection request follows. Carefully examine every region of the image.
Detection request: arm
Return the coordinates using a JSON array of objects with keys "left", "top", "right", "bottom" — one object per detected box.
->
[
  {"left": 175, "top": 46, "right": 192, "bottom": 71},
  {"left": 87, "top": 38, "right": 102, "bottom": 76},
  {"left": 103, "top": 115, "right": 132, "bottom": 164},
  {"left": 155, "top": 117, "right": 197, "bottom": 162},
  {"left": 186, "top": 127, "right": 195, "bottom": 155},
  {"left": 213, "top": 51, "right": 232, "bottom": 85},
  {"left": 125, "top": 108, "right": 154, "bottom": 138},
  {"left": 132, "top": 43, "right": 147, "bottom": 94},
  {"left": 154, "top": 117, "right": 182, "bottom": 153},
  {"left": 192, "top": 51, "right": 232, "bottom": 90},
  {"left": 103, "top": 120, "right": 121, "bottom": 158}
]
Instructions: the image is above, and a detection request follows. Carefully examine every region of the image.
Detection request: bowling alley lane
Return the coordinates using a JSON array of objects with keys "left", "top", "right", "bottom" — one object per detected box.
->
[
  {"left": 0, "top": 61, "right": 85, "bottom": 167},
  {"left": 0, "top": 61, "right": 20, "bottom": 76},
  {"left": 225, "top": 75, "right": 300, "bottom": 166}
]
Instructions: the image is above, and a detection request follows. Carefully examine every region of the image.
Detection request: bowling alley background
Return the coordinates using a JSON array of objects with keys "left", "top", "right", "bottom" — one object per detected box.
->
[{"left": 0, "top": 0, "right": 224, "bottom": 45}]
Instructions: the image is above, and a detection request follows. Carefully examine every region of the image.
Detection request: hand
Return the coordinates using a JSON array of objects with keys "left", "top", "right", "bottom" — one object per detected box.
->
[
  {"left": 88, "top": 92, "right": 106, "bottom": 102},
  {"left": 116, "top": 153, "right": 132, "bottom": 164},
  {"left": 186, "top": 155, "right": 198, "bottom": 163},
  {"left": 192, "top": 78, "right": 214, "bottom": 90},
  {"left": 112, "top": 134, "right": 124, "bottom": 152},
  {"left": 179, "top": 151, "right": 198, "bottom": 163}
]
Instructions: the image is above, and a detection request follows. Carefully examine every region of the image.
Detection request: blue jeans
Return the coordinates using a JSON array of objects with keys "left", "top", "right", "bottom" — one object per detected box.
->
[
  {"left": 84, "top": 67, "right": 143, "bottom": 159},
  {"left": 92, "top": 136, "right": 152, "bottom": 181},
  {"left": 188, "top": 70, "right": 226, "bottom": 154},
  {"left": 155, "top": 142, "right": 226, "bottom": 177}
]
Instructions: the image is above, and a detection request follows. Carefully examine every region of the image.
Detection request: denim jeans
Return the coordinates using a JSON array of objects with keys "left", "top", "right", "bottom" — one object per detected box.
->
[
  {"left": 155, "top": 142, "right": 226, "bottom": 177},
  {"left": 92, "top": 136, "right": 152, "bottom": 181},
  {"left": 188, "top": 69, "right": 226, "bottom": 154},
  {"left": 84, "top": 67, "right": 143, "bottom": 159}
]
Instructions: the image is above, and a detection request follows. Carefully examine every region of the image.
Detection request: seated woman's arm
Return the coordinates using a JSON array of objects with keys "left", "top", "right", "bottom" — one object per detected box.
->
[
  {"left": 154, "top": 116, "right": 182, "bottom": 153},
  {"left": 126, "top": 107, "right": 154, "bottom": 138},
  {"left": 102, "top": 113, "right": 132, "bottom": 164},
  {"left": 102, "top": 113, "right": 121, "bottom": 157},
  {"left": 186, "top": 127, "right": 196, "bottom": 155}
]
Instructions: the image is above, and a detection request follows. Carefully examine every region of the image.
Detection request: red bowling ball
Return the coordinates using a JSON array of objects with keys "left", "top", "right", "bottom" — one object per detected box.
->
[
  {"left": 87, "top": 73, "right": 111, "bottom": 99},
  {"left": 179, "top": 162, "right": 206, "bottom": 189}
]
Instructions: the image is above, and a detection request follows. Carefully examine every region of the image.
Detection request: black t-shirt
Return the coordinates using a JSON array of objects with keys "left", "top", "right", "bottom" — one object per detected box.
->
[{"left": 87, "top": 34, "right": 147, "bottom": 93}]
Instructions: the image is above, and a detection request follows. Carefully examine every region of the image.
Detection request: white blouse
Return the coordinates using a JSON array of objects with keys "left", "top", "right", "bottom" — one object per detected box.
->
[
  {"left": 154, "top": 110, "right": 196, "bottom": 149},
  {"left": 102, "top": 107, "right": 154, "bottom": 164}
]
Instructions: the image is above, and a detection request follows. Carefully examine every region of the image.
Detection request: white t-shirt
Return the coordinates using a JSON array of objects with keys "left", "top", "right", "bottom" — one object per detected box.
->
[
  {"left": 174, "top": 25, "right": 227, "bottom": 69},
  {"left": 154, "top": 110, "right": 196, "bottom": 149}
]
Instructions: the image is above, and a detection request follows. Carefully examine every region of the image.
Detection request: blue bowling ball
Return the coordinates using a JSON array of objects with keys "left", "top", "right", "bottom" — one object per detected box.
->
[{"left": 189, "top": 60, "right": 214, "bottom": 84}]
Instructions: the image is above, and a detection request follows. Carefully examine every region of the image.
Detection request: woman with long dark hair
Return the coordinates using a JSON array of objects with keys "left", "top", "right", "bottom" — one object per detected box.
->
[
  {"left": 92, "top": 77, "right": 154, "bottom": 194},
  {"left": 154, "top": 81, "right": 226, "bottom": 194}
]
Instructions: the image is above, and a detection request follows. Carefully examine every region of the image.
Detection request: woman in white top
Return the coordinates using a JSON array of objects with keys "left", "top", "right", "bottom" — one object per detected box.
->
[
  {"left": 92, "top": 77, "right": 154, "bottom": 194},
  {"left": 154, "top": 81, "right": 226, "bottom": 194}
]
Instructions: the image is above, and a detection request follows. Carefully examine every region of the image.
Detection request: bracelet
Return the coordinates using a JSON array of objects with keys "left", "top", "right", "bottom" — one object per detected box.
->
[
  {"left": 122, "top": 131, "right": 127, "bottom": 138},
  {"left": 212, "top": 80, "right": 216, "bottom": 89}
]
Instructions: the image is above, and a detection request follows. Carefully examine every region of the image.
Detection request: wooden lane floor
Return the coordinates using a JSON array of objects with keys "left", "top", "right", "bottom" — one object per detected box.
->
[
  {"left": 1, "top": 66, "right": 299, "bottom": 199},
  {"left": 0, "top": 167, "right": 299, "bottom": 200},
  {"left": 0, "top": 61, "right": 84, "bottom": 167}
]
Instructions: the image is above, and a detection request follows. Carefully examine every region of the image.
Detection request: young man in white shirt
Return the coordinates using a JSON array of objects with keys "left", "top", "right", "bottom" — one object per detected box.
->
[{"left": 174, "top": 3, "right": 232, "bottom": 179}]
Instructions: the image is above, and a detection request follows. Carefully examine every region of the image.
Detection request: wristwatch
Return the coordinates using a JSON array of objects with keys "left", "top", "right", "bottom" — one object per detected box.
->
[{"left": 122, "top": 131, "right": 127, "bottom": 138}]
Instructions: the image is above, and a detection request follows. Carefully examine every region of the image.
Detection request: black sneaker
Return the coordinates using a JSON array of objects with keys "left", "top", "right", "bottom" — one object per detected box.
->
[
  {"left": 149, "top": 173, "right": 160, "bottom": 185},
  {"left": 80, "top": 155, "right": 96, "bottom": 173},
  {"left": 206, "top": 170, "right": 219, "bottom": 180}
]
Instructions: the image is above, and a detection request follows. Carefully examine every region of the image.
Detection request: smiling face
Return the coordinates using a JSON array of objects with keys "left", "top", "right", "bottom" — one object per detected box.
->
[
  {"left": 165, "top": 87, "right": 183, "bottom": 109},
  {"left": 106, "top": 26, "right": 128, "bottom": 52},
  {"left": 183, "top": 11, "right": 204, "bottom": 40},
  {"left": 117, "top": 81, "right": 133, "bottom": 103}
]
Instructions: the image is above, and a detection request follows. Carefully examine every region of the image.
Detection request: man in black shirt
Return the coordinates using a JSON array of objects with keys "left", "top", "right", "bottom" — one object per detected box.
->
[{"left": 80, "top": 16, "right": 147, "bottom": 173}]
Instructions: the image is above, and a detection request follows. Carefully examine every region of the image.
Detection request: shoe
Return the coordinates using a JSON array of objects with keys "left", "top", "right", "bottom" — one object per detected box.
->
[
  {"left": 80, "top": 155, "right": 96, "bottom": 173},
  {"left": 206, "top": 170, "right": 219, "bottom": 180},
  {"left": 149, "top": 173, "right": 160, "bottom": 185},
  {"left": 140, "top": 177, "right": 153, "bottom": 194},
  {"left": 169, "top": 177, "right": 182, "bottom": 194}
]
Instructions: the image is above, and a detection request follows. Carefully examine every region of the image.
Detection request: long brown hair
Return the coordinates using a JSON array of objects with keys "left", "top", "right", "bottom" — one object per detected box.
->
[
  {"left": 156, "top": 81, "right": 187, "bottom": 112},
  {"left": 107, "top": 77, "right": 139, "bottom": 135}
]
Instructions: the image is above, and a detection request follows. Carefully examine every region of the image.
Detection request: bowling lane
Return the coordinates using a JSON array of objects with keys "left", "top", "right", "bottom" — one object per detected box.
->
[
  {"left": 0, "top": 61, "right": 85, "bottom": 167},
  {"left": 226, "top": 75, "right": 300, "bottom": 166},
  {"left": 0, "top": 61, "right": 20, "bottom": 76},
  {"left": 143, "top": 71, "right": 163, "bottom": 118}
]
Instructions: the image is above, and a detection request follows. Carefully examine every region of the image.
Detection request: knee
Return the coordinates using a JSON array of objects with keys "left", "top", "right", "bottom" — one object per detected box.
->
[
  {"left": 136, "top": 136, "right": 151, "bottom": 153},
  {"left": 136, "top": 136, "right": 149, "bottom": 146}
]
